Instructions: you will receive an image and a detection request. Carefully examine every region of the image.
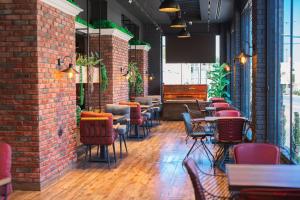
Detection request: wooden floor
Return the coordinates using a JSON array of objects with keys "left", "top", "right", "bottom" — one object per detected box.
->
[{"left": 10, "top": 121, "right": 230, "bottom": 200}]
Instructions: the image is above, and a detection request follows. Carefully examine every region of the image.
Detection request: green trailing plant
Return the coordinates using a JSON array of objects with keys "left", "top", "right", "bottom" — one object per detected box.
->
[
  {"left": 76, "top": 105, "right": 81, "bottom": 125},
  {"left": 92, "top": 20, "right": 134, "bottom": 37},
  {"left": 207, "top": 63, "right": 231, "bottom": 100},
  {"left": 127, "top": 62, "right": 144, "bottom": 96}
]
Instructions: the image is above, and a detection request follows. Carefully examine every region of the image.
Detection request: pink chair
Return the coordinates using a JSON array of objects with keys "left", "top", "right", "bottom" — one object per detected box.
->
[
  {"left": 238, "top": 188, "right": 300, "bottom": 200},
  {"left": 233, "top": 143, "right": 280, "bottom": 164},
  {"left": 210, "top": 97, "right": 226, "bottom": 103},
  {"left": 183, "top": 159, "right": 206, "bottom": 200},
  {"left": 0, "top": 143, "right": 12, "bottom": 200},
  {"left": 211, "top": 102, "right": 230, "bottom": 109},
  {"left": 215, "top": 110, "right": 241, "bottom": 117}
]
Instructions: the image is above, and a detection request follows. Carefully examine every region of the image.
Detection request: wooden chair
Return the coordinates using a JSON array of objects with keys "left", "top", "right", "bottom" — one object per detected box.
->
[{"left": 0, "top": 142, "right": 12, "bottom": 200}]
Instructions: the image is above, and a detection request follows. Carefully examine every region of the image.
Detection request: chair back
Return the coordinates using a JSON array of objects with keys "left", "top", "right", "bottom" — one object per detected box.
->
[
  {"left": 233, "top": 143, "right": 280, "bottom": 164},
  {"left": 212, "top": 102, "right": 230, "bottom": 108},
  {"left": 196, "top": 99, "right": 210, "bottom": 111},
  {"left": 183, "top": 159, "right": 206, "bottom": 200},
  {"left": 0, "top": 142, "right": 12, "bottom": 195},
  {"left": 135, "top": 97, "right": 153, "bottom": 105},
  {"left": 80, "top": 112, "right": 116, "bottom": 145},
  {"left": 210, "top": 97, "right": 226, "bottom": 103},
  {"left": 119, "top": 102, "right": 142, "bottom": 125},
  {"left": 216, "top": 110, "right": 241, "bottom": 117},
  {"left": 217, "top": 118, "right": 245, "bottom": 143},
  {"left": 182, "top": 112, "right": 193, "bottom": 136},
  {"left": 238, "top": 188, "right": 300, "bottom": 200},
  {"left": 105, "top": 104, "right": 130, "bottom": 120}
]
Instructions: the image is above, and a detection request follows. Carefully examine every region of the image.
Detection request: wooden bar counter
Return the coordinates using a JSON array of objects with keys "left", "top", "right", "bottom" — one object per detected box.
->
[{"left": 162, "top": 84, "right": 208, "bottom": 120}]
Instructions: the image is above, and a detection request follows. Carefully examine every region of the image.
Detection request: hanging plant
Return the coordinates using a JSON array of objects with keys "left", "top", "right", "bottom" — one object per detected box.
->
[
  {"left": 100, "top": 63, "right": 108, "bottom": 92},
  {"left": 76, "top": 55, "right": 86, "bottom": 107},
  {"left": 127, "top": 62, "right": 144, "bottom": 96},
  {"left": 207, "top": 63, "right": 231, "bottom": 101}
]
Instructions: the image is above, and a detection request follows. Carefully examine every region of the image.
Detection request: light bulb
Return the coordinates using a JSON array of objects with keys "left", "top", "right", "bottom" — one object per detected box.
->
[
  {"left": 68, "top": 71, "right": 74, "bottom": 78},
  {"left": 240, "top": 56, "right": 247, "bottom": 64}
]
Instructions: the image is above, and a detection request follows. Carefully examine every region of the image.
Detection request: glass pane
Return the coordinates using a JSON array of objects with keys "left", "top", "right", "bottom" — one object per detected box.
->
[
  {"left": 292, "top": 0, "right": 300, "bottom": 163},
  {"left": 279, "top": 0, "right": 291, "bottom": 153}
]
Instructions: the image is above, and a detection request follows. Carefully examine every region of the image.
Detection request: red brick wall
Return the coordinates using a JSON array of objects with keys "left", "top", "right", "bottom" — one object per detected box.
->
[
  {"left": 37, "top": 1, "right": 77, "bottom": 188},
  {"left": 0, "top": 0, "right": 77, "bottom": 190},
  {"left": 129, "top": 48, "right": 149, "bottom": 96},
  {"left": 89, "top": 34, "right": 129, "bottom": 110}
]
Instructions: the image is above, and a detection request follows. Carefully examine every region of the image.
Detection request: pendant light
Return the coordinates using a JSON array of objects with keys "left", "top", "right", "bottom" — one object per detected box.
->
[
  {"left": 170, "top": 13, "right": 186, "bottom": 28},
  {"left": 159, "top": 0, "right": 180, "bottom": 13},
  {"left": 177, "top": 28, "right": 191, "bottom": 38}
]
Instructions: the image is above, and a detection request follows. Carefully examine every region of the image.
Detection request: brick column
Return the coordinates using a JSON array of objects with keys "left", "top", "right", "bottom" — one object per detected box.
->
[
  {"left": 88, "top": 30, "right": 132, "bottom": 110},
  {"left": 129, "top": 45, "right": 151, "bottom": 96},
  {"left": 0, "top": 0, "right": 82, "bottom": 190},
  {"left": 252, "top": 0, "right": 267, "bottom": 142}
]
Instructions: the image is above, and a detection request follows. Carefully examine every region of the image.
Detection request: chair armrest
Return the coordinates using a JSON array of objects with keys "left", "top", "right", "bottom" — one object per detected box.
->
[{"left": 0, "top": 177, "right": 11, "bottom": 187}]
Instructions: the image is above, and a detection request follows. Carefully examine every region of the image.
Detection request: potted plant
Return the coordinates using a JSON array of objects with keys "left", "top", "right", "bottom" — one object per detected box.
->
[
  {"left": 127, "top": 62, "right": 144, "bottom": 98},
  {"left": 207, "top": 63, "right": 231, "bottom": 101}
]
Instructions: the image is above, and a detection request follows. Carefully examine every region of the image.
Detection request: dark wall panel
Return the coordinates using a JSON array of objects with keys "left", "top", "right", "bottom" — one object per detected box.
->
[{"left": 166, "top": 34, "right": 216, "bottom": 63}]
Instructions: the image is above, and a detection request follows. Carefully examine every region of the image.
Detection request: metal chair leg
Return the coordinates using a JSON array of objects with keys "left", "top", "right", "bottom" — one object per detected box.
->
[
  {"left": 3, "top": 184, "right": 8, "bottom": 200},
  {"left": 119, "top": 134, "right": 123, "bottom": 159},
  {"left": 106, "top": 145, "right": 110, "bottom": 169},
  {"left": 123, "top": 134, "right": 128, "bottom": 153},
  {"left": 184, "top": 139, "right": 198, "bottom": 159},
  {"left": 112, "top": 143, "right": 117, "bottom": 164}
]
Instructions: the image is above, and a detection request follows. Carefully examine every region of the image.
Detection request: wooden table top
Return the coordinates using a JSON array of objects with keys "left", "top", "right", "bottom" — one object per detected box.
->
[
  {"left": 113, "top": 115, "right": 126, "bottom": 122},
  {"left": 204, "top": 116, "right": 248, "bottom": 122},
  {"left": 226, "top": 164, "right": 300, "bottom": 191}
]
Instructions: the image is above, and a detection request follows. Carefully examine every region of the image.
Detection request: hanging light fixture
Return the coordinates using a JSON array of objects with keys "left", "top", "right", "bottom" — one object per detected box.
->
[
  {"left": 56, "top": 56, "right": 78, "bottom": 79},
  {"left": 170, "top": 13, "right": 186, "bottom": 28},
  {"left": 159, "top": 0, "right": 180, "bottom": 13},
  {"left": 177, "top": 28, "right": 191, "bottom": 38}
]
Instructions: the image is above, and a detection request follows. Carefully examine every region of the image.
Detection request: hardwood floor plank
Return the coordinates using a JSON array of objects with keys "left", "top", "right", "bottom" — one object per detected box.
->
[{"left": 10, "top": 121, "right": 230, "bottom": 200}]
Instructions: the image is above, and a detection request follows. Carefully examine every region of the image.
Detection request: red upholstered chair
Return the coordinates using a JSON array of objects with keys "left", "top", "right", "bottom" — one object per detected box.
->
[
  {"left": 215, "top": 118, "right": 246, "bottom": 171},
  {"left": 238, "top": 188, "right": 300, "bottom": 200},
  {"left": 119, "top": 102, "right": 146, "bottom": 139},
  {"left": 80, "top": 112, "right": 117, "bottom": 167},
  {"left": 0, "top": 142, "right": 12, "bottom": 200},
  {"left": 210, "top": 97, "right": 226, "bottom": 103},
  {"left": 215, "top": 110, "right": 241, "bottom": 117},
  {"left": 233, "top": 143, "right": 280, "bottom": 164},
  {"left": 211, "top": 102, "right": 230, "bottom": 109},
  {"left": 183, "top": 159, "right": 206, "bottom": 200}
]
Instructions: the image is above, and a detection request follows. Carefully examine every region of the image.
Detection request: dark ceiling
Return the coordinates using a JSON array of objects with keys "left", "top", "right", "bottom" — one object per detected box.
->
[{"left": 116, "top": 0, "right": 235, "bottom": 25}]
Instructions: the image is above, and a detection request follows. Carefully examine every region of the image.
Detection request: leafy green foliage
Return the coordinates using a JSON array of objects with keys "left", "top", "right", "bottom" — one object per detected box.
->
[
  {"left": 75, "top": 16, "right": 95, "bottom": 28},
  {"left": 128, "top": 62, "right": 144, "bottom": 96},
  {"left": 76, "top": 105, "right": 81, "bottom": 125},
  {"left": 207, "top": 63, "right": 231, "bottom": 100}
]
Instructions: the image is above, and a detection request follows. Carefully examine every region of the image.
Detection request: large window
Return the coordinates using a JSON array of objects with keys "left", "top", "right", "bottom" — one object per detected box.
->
[
  {"left": 162, "top": 36, "right": 219, "bottom": 85},
  {"left": 279, "top": 0, "right": 300, "bottom": 163}
]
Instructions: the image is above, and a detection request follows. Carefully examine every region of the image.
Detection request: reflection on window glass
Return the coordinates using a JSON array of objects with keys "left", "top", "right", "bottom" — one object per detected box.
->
[{"left": 162, "top": 36, "right": 219, "bottom": 85}]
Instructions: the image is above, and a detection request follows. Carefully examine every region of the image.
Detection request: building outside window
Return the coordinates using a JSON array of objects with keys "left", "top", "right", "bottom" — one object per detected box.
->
[{"left": 279, "top": 0, "right": 300, "bottom": 163}]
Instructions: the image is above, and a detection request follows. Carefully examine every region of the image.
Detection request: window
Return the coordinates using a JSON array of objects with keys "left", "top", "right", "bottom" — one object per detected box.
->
[
  {"left": 162, "top": 36, "right": 219, "bottom": 85},
  {"left": 240, "top": 2, "right": 252, "bottom": 118},
  {"left": 278, "top": 0, "right": 300, "bottom": 163}
]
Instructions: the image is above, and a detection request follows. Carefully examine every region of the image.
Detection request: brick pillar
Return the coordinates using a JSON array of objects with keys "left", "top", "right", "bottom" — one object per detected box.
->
[
  {"left": 129, "top": 45, "right": 151, "bottom": 96},
  {"left": 252, "top": 0, "right": 267, "bottom": 142},
  {"left": 89, "top": 30, "right": 132, "bottom": 110},
  {"left": 0, "top": 0, "right": 82, "bottom": 190}
]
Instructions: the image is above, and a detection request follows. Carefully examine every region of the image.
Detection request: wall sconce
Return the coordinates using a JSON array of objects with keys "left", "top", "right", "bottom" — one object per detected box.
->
[
  {"left": 224, "top": 65, "right": 230, "bottom": 72},
  {"left": 121, "top": 67, "right": 130, "bottom": 80},
  {"left": 149, "top": 73, "right": 155, "bottom": 81},
  {"left": 234, "top": 50, "right": 252, "bottom": 65},
  {"left": 57, "top": 56, "right": 78, "bottom": 78}
]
